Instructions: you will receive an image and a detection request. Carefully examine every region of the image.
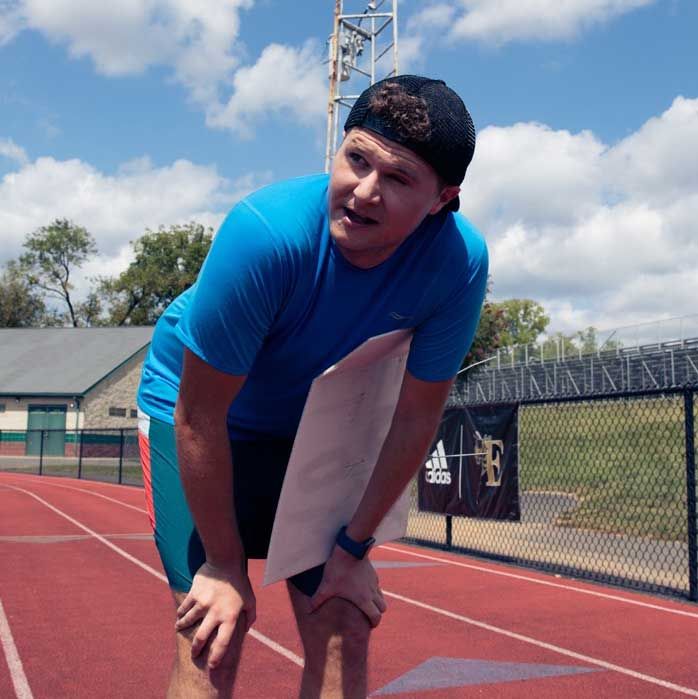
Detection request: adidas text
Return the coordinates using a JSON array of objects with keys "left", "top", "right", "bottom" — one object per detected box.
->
[{"left": 424, "top": 440, "right": 452, "bottom": 485}]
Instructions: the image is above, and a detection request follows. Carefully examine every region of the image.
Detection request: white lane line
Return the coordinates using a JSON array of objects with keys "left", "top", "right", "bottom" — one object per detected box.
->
[
  {"left": 247, "top": 630, "right": 303, "bottom": 667},
  {"left": 7, "top": 486, "right": 166, "bottom": 580},
  {"left": 0, "top": 599, "right": 34, "bottom": 699},
  {"left": 4, "top": 478, "right": 149, "bottom": 515},
  {"left": 0, "top": 534, "right": 152, "bottom": 543},
  {"left": 383, "top": 590, "right": 698, "bottom": 697},
  {"left": 5, "top": 486, "right": 303, "bottom": 668},
  {"left": 379, "top": 544, "right": 698, "bottom": 620},
  {"left": 0, "top": 472, "right": 142, "bottom": 492}
]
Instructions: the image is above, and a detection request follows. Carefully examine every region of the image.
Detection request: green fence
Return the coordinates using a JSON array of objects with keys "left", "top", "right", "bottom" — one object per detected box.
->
[{"left": 0, "top": 428, "right": 142, "bottom": 486}]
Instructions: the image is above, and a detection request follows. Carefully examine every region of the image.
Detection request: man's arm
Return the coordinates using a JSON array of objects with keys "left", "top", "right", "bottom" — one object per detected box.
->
[
  {"left": 344, "top": 369, "right": 452, "bottom": 542},
  {"left": 309, "top": 370, "right": 451, "bottom": 625},
  {"left": 175, "top": 348, "right": 247, "bottom": 567},
  {"left": 347, "top": 371, "right": 453, "bottom": 541},
  {"left": 172, "top": 348, "right": 252, "bottom": 668}
]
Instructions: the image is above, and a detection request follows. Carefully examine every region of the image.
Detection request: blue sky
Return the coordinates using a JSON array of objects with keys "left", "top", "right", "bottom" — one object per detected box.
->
[{"left": 1, "top": 0, "right": 697, "bottom": 340}]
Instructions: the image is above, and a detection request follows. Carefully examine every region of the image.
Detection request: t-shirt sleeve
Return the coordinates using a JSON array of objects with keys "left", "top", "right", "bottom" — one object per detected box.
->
[
  {"left": 407, "top": 233, "right": 489, "bottom": 382},
  {"left": 175, "top": 202, "right": 287, "bottom": 375}
]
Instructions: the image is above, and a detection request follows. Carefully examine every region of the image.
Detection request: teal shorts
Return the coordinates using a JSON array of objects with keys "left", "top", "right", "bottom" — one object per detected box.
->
[{"left": 137, "top": 412, "right": 324, "bottom": 596}]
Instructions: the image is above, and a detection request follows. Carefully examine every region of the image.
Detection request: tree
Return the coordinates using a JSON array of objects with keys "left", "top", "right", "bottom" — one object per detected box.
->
[
  {"left": 0, "top": 261, "right": 47, "bottom": 327},
  {"left": 100, "top": 223, "right": 213, "bottom": 326},
  {"left": 461, "top": 293, "right": 552, "bottom": 370},
  {"left": 19, "top": 218, "right": 97, "bottom": 327},
  {"left": 461, "top": 279, "right": 508, "bottom": 368},
  {"left": 495, "top": 298, "right": 550, "bottom": 347},
  {"left": 75, "top": 290, "right": 105, "bottom": 327},
  {"left": 537, "top": 327, "right": 622, "bottom": 361},
  {"left": 540, "top": 332, "right": 578, "bottom": 361}
]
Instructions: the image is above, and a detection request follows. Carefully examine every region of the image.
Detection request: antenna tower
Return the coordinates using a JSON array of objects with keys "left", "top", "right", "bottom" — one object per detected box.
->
[{"left": 324, "top": 0, "right": 399, "bottom": 173}]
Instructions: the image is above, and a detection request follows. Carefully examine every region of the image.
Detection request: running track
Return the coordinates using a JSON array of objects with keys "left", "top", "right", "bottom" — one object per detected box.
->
[{"left": 1, "top": 472, "right": 696, "bottom": 698}]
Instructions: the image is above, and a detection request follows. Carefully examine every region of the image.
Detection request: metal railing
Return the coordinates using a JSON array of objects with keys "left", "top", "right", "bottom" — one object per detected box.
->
[
  {"left": 0, "top": 428, "right": 141, "bottom": 486},
  {"left": 405, "top": 385, "right": 698, "bottom": 601},
  {"left": 454, "top": 340, "right": 698, "bottom": 403}
]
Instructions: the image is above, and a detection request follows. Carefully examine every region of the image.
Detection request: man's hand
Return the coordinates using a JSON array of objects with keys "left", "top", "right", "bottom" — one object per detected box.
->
[
  {"left": 308, "top": 546, "right": 387, "bottom": 627},
  {"left": 175, "top": 561, "right": 256, "bottom": 669}
]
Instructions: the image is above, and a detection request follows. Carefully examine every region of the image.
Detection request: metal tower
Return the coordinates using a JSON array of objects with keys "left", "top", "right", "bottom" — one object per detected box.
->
[{"left": 324, "top": 0, "right": 399, "bottom": 173}]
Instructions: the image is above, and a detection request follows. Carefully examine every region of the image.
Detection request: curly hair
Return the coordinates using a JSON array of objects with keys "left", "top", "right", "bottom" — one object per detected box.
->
[{"left": 368, "top": 82, "right": 432, "bottom": 142}]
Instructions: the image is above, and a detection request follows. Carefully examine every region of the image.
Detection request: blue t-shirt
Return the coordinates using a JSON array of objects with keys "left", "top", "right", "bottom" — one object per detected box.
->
[{"left": 138, "top": 174, "right": 488, "bottom": 439}]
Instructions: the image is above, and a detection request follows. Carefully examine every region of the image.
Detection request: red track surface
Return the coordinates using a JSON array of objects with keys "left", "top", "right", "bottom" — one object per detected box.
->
[{"left": 1, "top": 471, "right": 696, "bottom": 698}]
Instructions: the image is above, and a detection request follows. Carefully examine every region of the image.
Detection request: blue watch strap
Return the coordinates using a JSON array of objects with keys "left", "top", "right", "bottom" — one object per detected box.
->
[{"left": 336, "top": 526, "right": 376, "bottom": 560}]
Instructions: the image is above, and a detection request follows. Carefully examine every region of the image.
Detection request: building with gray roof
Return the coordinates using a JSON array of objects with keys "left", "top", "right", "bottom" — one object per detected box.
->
[{"left": 0, "top": 327, "right": 153, "bottom": 456}]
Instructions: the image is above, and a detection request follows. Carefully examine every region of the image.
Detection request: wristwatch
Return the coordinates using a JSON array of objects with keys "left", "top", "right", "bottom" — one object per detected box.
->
[{"left": 336, "top": 525, "right": 376, "bottom": 560}]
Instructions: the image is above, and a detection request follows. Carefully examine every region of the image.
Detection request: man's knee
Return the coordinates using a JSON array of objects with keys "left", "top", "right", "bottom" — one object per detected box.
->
[
  {"left": 306, "top": 597, "right": 371, "bottom": 662},
  {"left": 170, "top": 592, "right": 244, "bottom": 681},
  {"left": 174, "top": 624, "right": 240, "bottom": 674}
]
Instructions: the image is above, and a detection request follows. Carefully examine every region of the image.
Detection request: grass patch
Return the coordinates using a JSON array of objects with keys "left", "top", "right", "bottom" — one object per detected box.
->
[{"left": 519, "top": 396, "right": 688, "bottom": 541}]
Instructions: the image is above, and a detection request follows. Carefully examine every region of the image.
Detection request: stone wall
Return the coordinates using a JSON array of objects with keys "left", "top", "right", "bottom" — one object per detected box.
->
[{"left": 82, "top": 348, "right": 147, "bottom": 428}]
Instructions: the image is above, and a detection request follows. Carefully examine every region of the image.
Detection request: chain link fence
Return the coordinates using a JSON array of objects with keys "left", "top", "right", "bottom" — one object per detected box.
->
[
  {"left": 404, "top": 386, "right": 698, "bottom": 601},
  {"left": 0, "top": 428, "right": 142, "bottom": 487},
  {"left": 3, "top": 387, "right": 696, "bottom": 601}
]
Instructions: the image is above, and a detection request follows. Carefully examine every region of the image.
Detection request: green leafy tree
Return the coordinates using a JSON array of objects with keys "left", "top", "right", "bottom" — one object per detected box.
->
[
  {"left": 461, "top": 279, "right": 508, "bottom": 368},
  {"left": 461, "top": 293, "right": 552, "bottom": 369},
  {"left": 496, "top": 298, "right": 550, "bottom": 347},
  {"left": 0, "top": 261, "right": 47, "bottom": 327},
  {"left": 19, "top": 218, "right": 97, "bottom": 327},
  {"left": 537, "top": 327, "right": 622, "bottom": 361},
  {"left": 75, "top": 290, "right": 106, "bottom": 327},
  {"left": 100, "top": 222, "right": 213, "bottom": 326},
  {"left": 540, "top": 332, "right": 578, "bottom": 361},
  {"left": 575, "top": 327, "right": 600, "bottom": 355}
]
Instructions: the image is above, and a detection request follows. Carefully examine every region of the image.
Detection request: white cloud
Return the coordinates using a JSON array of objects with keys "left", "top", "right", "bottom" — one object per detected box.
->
[
  {"left": 401, "top": 3, "right": 455, "bottom": 71},
  {"left": 0, "top": 2, "right": 330, "bottom": 136},
  {"left": 2, "top": 0, "right": 253, "bottom": 104},
  {"left": 465, "top": 123, "right": 605, "bottom": 228},
  {"left": 403, "top": 0, "right": 655, "bottom": 50},
  {"left": 397, "top": 33, "right": 424, "bottom": 73},
  {"left": 0, "top": 147, "right": 271, "bottom": 297},
  {"left": 207, "top": 41, "right": 327, "bottom": 137},
  {"left": 604, "top": 96, "right": 698, "bottom": 206},
  {"left": 465, "top": 96, "right": 698, "bottom": 333},
  {"left": 450, "top": 0, "right": 655, "bottom": 44},
  {"left": 0, "top": 1, "right": 23, "bottom": 44},
  {"left": 0, "top": 137, "right": 28, "bottom": 165}
]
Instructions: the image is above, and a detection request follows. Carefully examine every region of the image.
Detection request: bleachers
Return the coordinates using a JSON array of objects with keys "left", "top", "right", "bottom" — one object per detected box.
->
[{"left": 452, "top": 336, "right": 698, "bottom": 404}]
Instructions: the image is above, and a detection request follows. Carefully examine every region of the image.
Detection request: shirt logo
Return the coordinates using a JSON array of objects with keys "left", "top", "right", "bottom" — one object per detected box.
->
[{"left": 389, "top": 311, "right": 411, "bottom": 321}]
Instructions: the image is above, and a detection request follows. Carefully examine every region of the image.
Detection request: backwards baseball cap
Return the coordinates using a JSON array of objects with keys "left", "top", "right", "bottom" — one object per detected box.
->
[{"left": 343, "top": 74, "right": 476, "bottom": 211}]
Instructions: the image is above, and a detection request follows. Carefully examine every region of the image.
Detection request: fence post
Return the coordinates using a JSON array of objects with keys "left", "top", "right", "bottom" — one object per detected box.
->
[
  {"left": 445, "top": 515, "right": 452, "bottom": 550},
  {"left": 118, "top": 429, "right": 124, "bottom": 484},
  {"left": 685, "top": 389, "right": 697, "bottom": 601},
  {"left": 77, "top": 430, "right": 84, "bottom": 479},
  {"left": 38, "top": 430, "right": 44, "bottom": 475}
]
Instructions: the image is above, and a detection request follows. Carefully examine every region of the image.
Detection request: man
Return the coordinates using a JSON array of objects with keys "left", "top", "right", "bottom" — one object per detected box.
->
[{"left": 137, "top": 74, "right": 488, "bottom": 698}]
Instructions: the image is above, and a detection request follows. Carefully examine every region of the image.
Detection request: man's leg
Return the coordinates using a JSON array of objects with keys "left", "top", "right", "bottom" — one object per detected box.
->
[
  {"left": 287, "top": 581, "right": 371, "bottom": 699},
  {"left": 167, "top": 590, "right": 248, "bottom": 699},
  {"left": 139, "top": 416, "right": 249, "bottom": 697}
]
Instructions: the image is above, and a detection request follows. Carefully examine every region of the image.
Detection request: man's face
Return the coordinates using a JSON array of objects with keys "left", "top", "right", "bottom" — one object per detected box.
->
[{"left": 328, "top": 128, "right": 459, "bottom": 268}]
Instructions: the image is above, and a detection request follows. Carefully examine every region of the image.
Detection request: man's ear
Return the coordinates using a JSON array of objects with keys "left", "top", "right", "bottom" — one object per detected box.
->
[{"left": 429, "top": 185, "right": 460, "bottom": 215}]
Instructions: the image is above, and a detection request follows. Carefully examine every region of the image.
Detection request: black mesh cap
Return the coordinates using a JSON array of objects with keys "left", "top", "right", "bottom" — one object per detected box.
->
[{"left": 343, "top": 74, "right": 476, "bottom": 211}]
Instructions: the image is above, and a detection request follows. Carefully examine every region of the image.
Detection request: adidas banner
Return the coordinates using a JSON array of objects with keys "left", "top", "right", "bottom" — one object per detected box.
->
[{"left": 418, "top": 404, "right": 520, "bottom": 520}]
